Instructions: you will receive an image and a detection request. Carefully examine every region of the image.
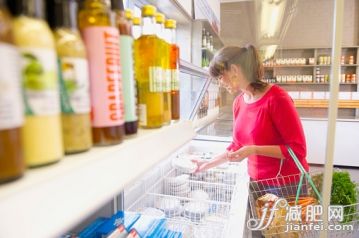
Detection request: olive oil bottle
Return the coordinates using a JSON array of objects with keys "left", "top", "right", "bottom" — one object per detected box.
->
[
  {"left": 134, "top": 5, "right": 163, "bottom": 128},
  {"left": 0, "top": 0, "right": 25, "bottom": 182},
  {"left": 155, "top": 13, "right": 171, "bottom": 125},
  {"left": 48, "top": 0, "right": 92, "bottom": 154},
  {"left": 111, "top": 0, "right": 138, "bottom": 135},
  {"left": 165, "top": 19, "right": 180, "bottom": 120},
  {"left": 78, "top": 0, "right": 125, "bottom": 145},
  {"left": 11, "top": 0, "right": 63, "bottom": 166}
]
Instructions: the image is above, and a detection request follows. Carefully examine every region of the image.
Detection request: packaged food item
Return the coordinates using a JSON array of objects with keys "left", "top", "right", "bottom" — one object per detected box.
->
[
  {"left": 78, "top": 0, "right": 125, "bottom": 145},
  {"left": 255, "top": 193, "right": 295, "bottom": 238},
  {"left": 48, "top": 0, "right": 93, "bottom": 154},
  {"left": 96, "top": 211, "right": 140, "bottom": 238},
  {"left": 349, "top": 55, "right": 354, "bottom": 64},
  {"left": 126, "top": 215, "right": 166, "bottom": 238},
  {"left": 0, "top": 0, "right": 25, "bottom": 183},
  {"left": 135, "top": 5, "right": 164, "bottom": 128},
  {"left": 12, "top": 0, "right": 63, "bottom": 166},
  {"left": 78, "top": 217, "right": 108, "bottom": 238},
  {"left": 112, "top": 2, "right": 138, "bottom": 135}
]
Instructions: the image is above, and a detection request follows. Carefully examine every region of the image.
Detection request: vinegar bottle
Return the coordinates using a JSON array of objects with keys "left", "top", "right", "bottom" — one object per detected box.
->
[
  {"left": 155, "top": 13, "right": 171, "bottom": 126},
  {"left": 0, "top": 0, "right": 25, "bottom": 182},
  {"left": 11, "top": 0, "right": 63, "bottom": 166},
  {"left": 48, "top": 0, "right": 92, "bottom": 153},
  {"left": 78, "top": 0, "right": 125, "bottom": 145},
  {"left": 165, "top": 19, "right": 180, "bottom": 120},
  {"left": 111, "top": 0, "right": 138, "bottom": 135},
  {"left": 134, "top": 5, "right": 163, "bottom": 128}
]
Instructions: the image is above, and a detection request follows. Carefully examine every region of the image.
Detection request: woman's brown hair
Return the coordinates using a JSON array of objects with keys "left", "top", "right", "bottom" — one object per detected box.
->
[{"left": 209, "top": 44, "right": 267, "bottom": 91}]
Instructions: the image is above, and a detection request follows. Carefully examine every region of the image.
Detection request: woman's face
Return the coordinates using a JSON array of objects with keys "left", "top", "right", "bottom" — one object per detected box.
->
[{"left": 218, "top": 64, "right": 249, "bottom": 94}]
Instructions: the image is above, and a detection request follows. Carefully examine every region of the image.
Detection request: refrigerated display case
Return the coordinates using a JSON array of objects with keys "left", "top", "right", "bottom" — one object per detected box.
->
[{"left": 0, "top": 54, "right": 250, "bottom": 238}]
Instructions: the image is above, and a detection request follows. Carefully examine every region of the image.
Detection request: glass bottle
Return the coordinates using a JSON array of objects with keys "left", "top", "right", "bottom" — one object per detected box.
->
[
  {"left": 134, "top": 5, "right": 163, "bottom": 128},
  {"left": 0, "top": 0, "right": 25, "bottom": 182},
  {"left": 78, "top": 0, "right": 125, "bottom": 145},
  {"left": 206, "top": 32, "right": 211, "bottom": 49},
  {"left": 165, "top": 19, "right": 180, "bottom": 120},
  {"left": 111, "top": 0, "right": 138, "bottom": 135},
  {"left": 132, "top": 17, "right": 141, "bottom": 40},
  {"left": 11, "top": 0, "right": 63, "bottom": 166},
  {"left": 47, "top": 0, "right": 92, "bottom": 154},
  {"left": 202, "top": 28, "right": 206, "bottom": 48},
  {"left": 155, "top": 13, "right": 171, "bottom": 125}
]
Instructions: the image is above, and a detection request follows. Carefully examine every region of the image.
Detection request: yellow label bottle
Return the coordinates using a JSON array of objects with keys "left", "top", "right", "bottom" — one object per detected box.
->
[
  {"left": 78, "top": 0, "right": 125, "bottom": 145},
  {"left": 0, "top": 0, "right": 25, "bottom": 182},
  {"left": 155, "top": 13, "right": 171, "bottom": 126},
  {"left": 12, "top": 0, "right": 63, "bottom": 166},
  {"left": 135, "top": 5, "right": 163, "bottom": 128},
  {"left": 49, "top": 0, "right": 92, "bottom": 154}
]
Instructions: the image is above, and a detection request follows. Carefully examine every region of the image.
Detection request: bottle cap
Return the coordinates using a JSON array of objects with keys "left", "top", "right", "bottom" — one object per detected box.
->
[
  {"left": 165, "top": 19, "right": 176, "bottom": 29},
  {"left": 141, "top": 5, "right": 156, "bottom": 17},
  {"left": 133, "top": 17, "right": 141, "bottom": 25},
  {"left": 155, "top": 13, "right": 164, "bottom": 23},
  {"left": 125, "top": 9, "right": 132, "bottom": 20}
]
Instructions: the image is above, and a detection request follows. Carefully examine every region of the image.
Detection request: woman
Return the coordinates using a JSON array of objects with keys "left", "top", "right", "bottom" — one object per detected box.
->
[{"left": 193, "top": 44, "right": 309, "bottom": 184}]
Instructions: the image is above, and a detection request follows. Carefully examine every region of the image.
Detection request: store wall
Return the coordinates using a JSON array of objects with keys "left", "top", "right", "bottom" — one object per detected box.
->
[
  {"left": 281, "top": 0, "right": 359, "bottom": 48},
  {"left": 220, "top": 0, "right": 359, "bottom": 47}
]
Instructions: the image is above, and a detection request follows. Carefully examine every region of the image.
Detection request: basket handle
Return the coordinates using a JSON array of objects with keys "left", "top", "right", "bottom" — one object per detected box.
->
[{"left": 286, "top": 146, "right": 322, "bottom": 204}]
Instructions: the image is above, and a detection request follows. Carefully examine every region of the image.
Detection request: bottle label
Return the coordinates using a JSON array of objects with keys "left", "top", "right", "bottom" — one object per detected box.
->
[
  {"left": 58, "top": 57, "right": 90, "bottom": 114},
  {"left": 171, "top": 69, "right": 180, "bottom": 91},
  {"left": 162, "top": 69, "right": 171, "bottom": 92},
  {"left": 138, "top": 104, "right": 147, "bottom": 126},
  {"left": 0, "top": 43, "right": 24, "bottom": 130},
  {"left": 83, "top": 27, "right": 125, "bottom": 127},
  {"left": 20, "top": 48, "right": 60, "bottom": 116},
  {"left": 120, "top": 36, "right": 137, "bottom": 122},
  {"left": 149, "top": 66, "right": 163, "bottom": 92}
]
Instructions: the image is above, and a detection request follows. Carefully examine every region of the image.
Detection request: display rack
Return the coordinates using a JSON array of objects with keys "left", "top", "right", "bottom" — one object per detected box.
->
[
  {"left": 263, "top": 46, "right": 359, "bottom": 117},
  {"left": 0, "top": 121, "right": 195, "bottom": 238}
]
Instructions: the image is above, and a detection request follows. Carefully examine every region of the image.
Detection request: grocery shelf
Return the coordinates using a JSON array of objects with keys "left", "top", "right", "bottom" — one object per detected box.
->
[
  {"left": 0, "top": 121, "right": 195, "bottom": 238},
  {"left": 264, "top": 64, "right": 358, "bottom": 68},
  {"left": 276, "top": 82, "right": 357, "bottom": 85},
  {"left": 264, "top": 65, "right": 315, "bottom": 68},
  {"left": 294, "top": 99, "right": 359, "bottom": 108}
]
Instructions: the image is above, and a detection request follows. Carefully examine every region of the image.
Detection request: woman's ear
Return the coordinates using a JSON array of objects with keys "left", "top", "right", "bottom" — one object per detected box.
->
[{"left": 230, "top": 64, "right": 240, "bottom": 76}]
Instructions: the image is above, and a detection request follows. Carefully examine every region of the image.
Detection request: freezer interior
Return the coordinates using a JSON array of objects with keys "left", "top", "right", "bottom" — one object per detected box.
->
[{"left": 123, "top": 139, "right": 250, "bottom": 238}]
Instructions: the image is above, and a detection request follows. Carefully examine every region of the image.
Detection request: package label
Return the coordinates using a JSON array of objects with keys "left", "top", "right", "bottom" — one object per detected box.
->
[
  {"left": 58, "top": 57, "right": 90, "bottom": 114},
  {"left": 120, "top": 36, "right": 137, "bottom": 122},
  {"left": 83, "top": 27, "right": 125, "bottom": 127},
  {"left": 0, "top": 43, "right": 24, "bottom": 129},
  {"left": 20, "top": 47, "right": 60, "bottom": 116},
  {"left": 149, "top": 67, "right": 162, "bottom": 92}
]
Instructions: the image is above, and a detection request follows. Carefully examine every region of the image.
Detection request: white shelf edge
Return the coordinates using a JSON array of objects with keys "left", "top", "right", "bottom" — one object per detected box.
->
[{"left": 0, "top": 121, "right": 195, "bottom": 238}]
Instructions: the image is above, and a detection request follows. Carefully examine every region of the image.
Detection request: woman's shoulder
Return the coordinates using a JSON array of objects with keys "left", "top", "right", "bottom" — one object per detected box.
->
[{"left": 267, "top": 84, "right": 292, "bottom": 101}]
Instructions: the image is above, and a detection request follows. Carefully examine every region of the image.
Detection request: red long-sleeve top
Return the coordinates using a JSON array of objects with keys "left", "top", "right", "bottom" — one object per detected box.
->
[{"left": 227, "top": 85, "right": 309, "bottom": 181}]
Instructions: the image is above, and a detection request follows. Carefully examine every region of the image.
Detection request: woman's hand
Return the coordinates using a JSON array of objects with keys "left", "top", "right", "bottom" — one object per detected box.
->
[
  {"left": 191, "top": 160, "right": 210, "bottom": 173},
  {"left": 228, "top": 145, "right": 256, "bottom": 161}
]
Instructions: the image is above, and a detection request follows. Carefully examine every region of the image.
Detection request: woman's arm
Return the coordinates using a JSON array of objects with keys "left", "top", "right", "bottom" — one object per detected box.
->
[
  {"left": 227, "top": 145, "right": 285, "bottom": 162},
  {"left": 192, "top": 152, "right": 228, "bottom": 173}
]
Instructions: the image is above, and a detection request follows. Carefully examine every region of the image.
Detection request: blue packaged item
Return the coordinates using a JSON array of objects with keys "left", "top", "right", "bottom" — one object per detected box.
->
[
  {"left": 96, "top": 211, "right": 141, "bottom": 238},
  {"left": 78, "top": 217, "right": 108, "bottom": 238},
  {"left": 126, "top": 215, "right": 166, "bottom": 238}
]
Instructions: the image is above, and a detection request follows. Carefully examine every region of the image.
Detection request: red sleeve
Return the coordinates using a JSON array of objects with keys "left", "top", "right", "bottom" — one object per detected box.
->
[
  {"left": 226, "top": 95, "right": 241, "bottom": 151},
  {"left": 270, "top": 93, "right": 307, "bottom": 161}
]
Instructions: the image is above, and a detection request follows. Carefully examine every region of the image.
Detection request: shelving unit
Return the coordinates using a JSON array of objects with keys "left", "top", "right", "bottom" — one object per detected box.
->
[
  {"left": 0, "top": 122, "right": 195, "bottom": 238},
  {"left": 294, "top": 99, "right": 359, "bottom": 108},
  {"left": 263, "top": 46, "right": 359, "bottom": 118}
]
